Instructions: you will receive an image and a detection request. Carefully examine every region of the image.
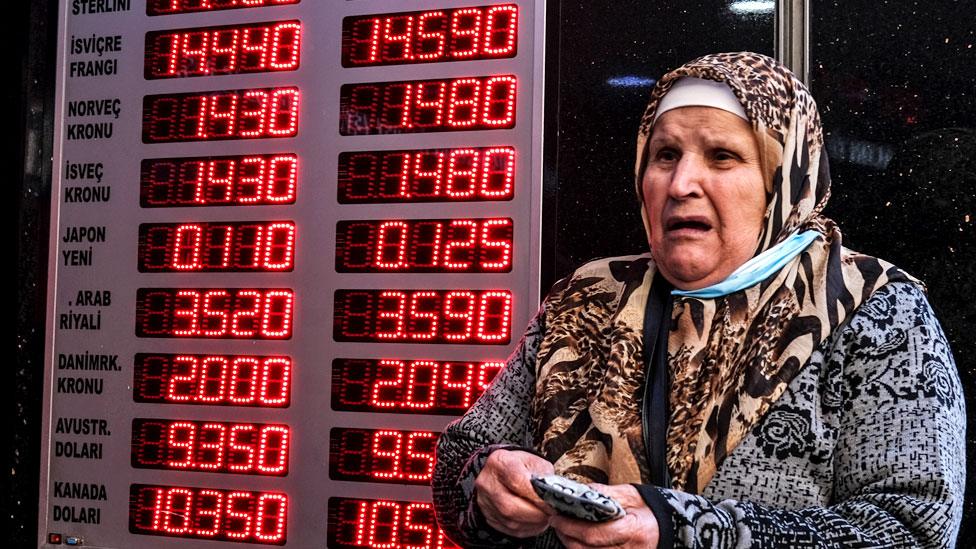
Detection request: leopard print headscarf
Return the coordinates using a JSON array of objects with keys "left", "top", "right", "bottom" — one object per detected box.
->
[{"left": 531, "top": 52, "right": 916, "bottom": 493}]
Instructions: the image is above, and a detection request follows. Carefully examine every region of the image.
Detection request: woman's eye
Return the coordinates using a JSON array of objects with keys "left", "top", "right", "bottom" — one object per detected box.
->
[
  {"left": 655, "top": 148, "right": 678, "bottom": 161},
  {"left": 714, "top": 150, "right": 739, "bottom": 162}
]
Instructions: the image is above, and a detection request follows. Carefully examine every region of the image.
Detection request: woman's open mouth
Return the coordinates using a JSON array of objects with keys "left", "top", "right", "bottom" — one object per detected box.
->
[{"left": 666, "top": 216, "right": 712, "bottom": 235}]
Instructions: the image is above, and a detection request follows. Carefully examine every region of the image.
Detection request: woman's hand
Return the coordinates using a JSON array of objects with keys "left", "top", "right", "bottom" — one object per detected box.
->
[
  {"left": 474, "top": 449, "right": 556, "bottom": 537},
  {"left": 550, "top": 484, "right": 660, "bottom": 548}
]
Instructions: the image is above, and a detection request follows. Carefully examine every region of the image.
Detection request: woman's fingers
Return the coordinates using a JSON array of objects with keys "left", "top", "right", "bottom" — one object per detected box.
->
[
  {"left": 473, "top": 449, "right": 556, "bottom": 537},
  {"left": 550, "top": 483, "right": 660, "bottom": 548}
]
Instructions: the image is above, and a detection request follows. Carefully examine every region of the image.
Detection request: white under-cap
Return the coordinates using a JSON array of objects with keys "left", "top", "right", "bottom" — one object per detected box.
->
[{"left": 653, "top": 77, "right": 748, "bottom": 122}]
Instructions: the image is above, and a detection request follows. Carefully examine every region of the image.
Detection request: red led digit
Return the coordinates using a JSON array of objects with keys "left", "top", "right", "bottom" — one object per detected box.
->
[
  {"left": 407, "top": 293, "right": 439, "bottom": 340},
  {"left": 227, "top": 424, "right": 256, "bottom": 471},
  {"left": 268, "top": 88, "right": 300, "bottom": 136},
  {"left": 443, "top": 220, "right": 478, "bottom": 270},
  {"left": 260, "top": 290, "right": 294, "bottom": 337},
  {"left": 370, "top": 360, "right": 404, "bottom": 408},
  {"left": 228, "top": 357, "right": 259, "bottom": 404},
  {"left": 197, "top": 422, "right": 228, "bottom": 470},
  {"left": 368, "top": 500, "right": 400, "bottom": 548},
  {"left": 404, "top": 502, "right": 435, "bottom": 549},
  {"left": 137, "top": 288, "right": 293, "bottom": 339},
  {"left": 269, "top": 22, "right": 301, "bottom": 69},
  {"left": 414, "top": 151, "right": 445, "bottom": 196},
  {"left": 196, "top": 490, "right": 223, "bottom": 538},
  {"left": 340, "top": 76, "right": 516, "bottom": 135},
  {"left": 172, "top": 224, "right": 202, "bottom": 269},
  {"left": 374, "top": 221, "right": 409, "bottom": 269},
  {"left": 446, "top": 149, "right": 478, "bottom": 198},
  {"left": 404, "top": 432, "right": 437, "bottom": 481},
  {"left": 477, "top": 291, "right": 513, "bottom": 342},
  {"left": 256, "top": 426, "right": 290, "bottom": 474},
  {"left": 201, "top": 290, "right": 230, "bottom": 336},
  {"left": 211, "top": 28, "right": 239, "bottom": 73},
  {"left": 130, "top": 484, "right": 288, "bottom": 544},
  {"left": 450, "top": 8, "right": 482, "bottom": 58},
  {"left": 254, "top": 494, "right": 288, "bottom": 542},
  {"left": 225, "top": 491, "right": 254, "bottom": 540},
  {"left": 404, "top": 360, "right": 438, "bottom": 408},
  {"left": 166, "top": 422, "right": 196, "bottom": 468},
  {"left": 259, "top": 357, "right": 291, "bottom": 405},
  {"left": 382, "top": 16, "right": 413, "bottom": 61},
  {"left": 339, "top": 147, "right": 515, "bottom": 203},
  {"left": 414, "top": 82, "right": 447, "bottom": 127},
  {"left": 163, "top": 488, "right": 194, "bottom": 533},
  {"left": 329, "top": 498, "right": 458, "bottom": 549},
  {"left": 173, "top": 290, "right": 201, "bottom": 336},
  {"left": 197, "top": 356, "right": 228, "bottom": 402},
  {"left": 411, "top": 222, "right": 444, "bottom": 268},
  {"left": 480, "top": 218, "right": 513, "bottom": 270},
  {"left": 416, "top": 11, "right": 447, "bottom": 60},
  {"left": 370, "top": 430, "right": 402, "bottom": 480},
  {"left": 376, "top": 291, "right": 407, "bottom": 339},
  {"left": 482, "top": 75, "right": 518, "bottom": 127},
  {"left": 446, "top": 78, "right": 481, "bottom": 127},
  {"left": 443, "top": 291, "right": 476, "bottom": 341},
  {"left": 478, "top": 361, "right": 504, "bottom": 393},
  {"left": 166, "top": 355, "right": 197, "bottom": 401},
  {"left": 441, "top": 362, "right": 476, "bottom": 409},
  {"left": 482, "top": 147, "right": 516, "bottom": 198},
  {"left": 148, "top": 0, "right": 300, "bottom": 16},
  {"left": 483, "top": 5, "right": 519, "bottom": 56},
  {"left": 144, "top": 87, "right": 299, "bottom": 143}
]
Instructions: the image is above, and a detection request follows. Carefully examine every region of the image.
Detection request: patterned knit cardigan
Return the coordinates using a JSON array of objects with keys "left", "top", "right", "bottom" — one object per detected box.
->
[{"left": 432, "top": 276, "right": 965, "bottom": 548}]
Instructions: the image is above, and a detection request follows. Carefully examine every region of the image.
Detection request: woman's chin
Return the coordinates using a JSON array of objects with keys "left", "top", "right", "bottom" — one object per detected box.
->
[{"left": 658, "top": 259, "right": 721, "bottom": 290}]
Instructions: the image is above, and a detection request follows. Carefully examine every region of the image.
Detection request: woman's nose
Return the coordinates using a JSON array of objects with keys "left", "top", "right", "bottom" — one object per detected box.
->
[{"left": 668, "top": 154, "right": 706, "bottom": 199}]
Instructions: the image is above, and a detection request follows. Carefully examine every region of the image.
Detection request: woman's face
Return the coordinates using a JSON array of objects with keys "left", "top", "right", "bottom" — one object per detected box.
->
[{"left": 642, "top": 106, "right": 767, "bottom": 290}]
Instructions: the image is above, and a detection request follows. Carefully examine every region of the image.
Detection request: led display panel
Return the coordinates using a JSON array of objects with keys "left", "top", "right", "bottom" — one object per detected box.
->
[{"left": 41, "top": 1, "right": 545, "bottom": 547}]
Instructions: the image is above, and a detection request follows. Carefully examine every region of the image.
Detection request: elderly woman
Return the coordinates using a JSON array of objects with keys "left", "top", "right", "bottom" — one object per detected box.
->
[{"left": 432, "top": 52, "right": 965, "bottom": 548}]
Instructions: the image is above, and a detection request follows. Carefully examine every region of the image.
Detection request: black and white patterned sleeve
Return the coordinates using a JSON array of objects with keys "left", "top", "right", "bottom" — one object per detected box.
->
[
  {"left": 432, "top": 308, "right": 546, "bottom": 548},
  {"left": 641, "top": 282, "right": 966, "bottom": 548}
]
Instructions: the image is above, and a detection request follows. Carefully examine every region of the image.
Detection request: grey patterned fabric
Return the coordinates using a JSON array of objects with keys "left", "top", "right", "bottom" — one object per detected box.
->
[{"left": 432, "top": 280, "right": 965, "bottom": 548}]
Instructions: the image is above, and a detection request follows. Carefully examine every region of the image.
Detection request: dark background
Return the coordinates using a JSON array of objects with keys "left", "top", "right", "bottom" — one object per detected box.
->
[{"left": 6, "top": 0, "right": 973, "bottom": 546}]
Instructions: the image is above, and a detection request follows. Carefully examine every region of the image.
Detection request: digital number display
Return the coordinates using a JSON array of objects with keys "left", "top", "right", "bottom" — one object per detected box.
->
[
  {"left": 334, "top": 289, "right": 512, "bottom": 344},
  {"left": 338, "top": 147, "right": 514, "bottom": 204},
  {"left": 329, "top": 428, "right": 436, "bottom": 484},
  {"left": 141, "top": 154, "right": 298, "bottom": 208},
  {"left": 331, "top": 359, "right": 501, "bottom": 414},
  {"left": 147, "top": 0, "right": 300, "bottom": 16},
  {"left": 145, "top": 21, "right": 301, "bottom": 79},
  {"left": 342, "top": 5, "right": 517, "bottom": 67},
  {"left": 340, "top": 75, "right": 516, "bottom": 135},
  {"left": 136, "top": 288, "right": 294, "bottom": 339},
  {"left": 336, "top": 217, "right": 512, "bottom": 273},
  {"left": 129, "top": 484, "right": 287, "bottom": 545},
  {"left": 132, "top": 419, "right": 290, "bottom": 475},
  {"left": 134, "top": 353, "right": 291, "bottom": 407},
  {"left": 139, "top": 221, "right": 296, "bottom": 272},
  {"left": 328, "top": 497, "right": 457, "bottom": 549},
  {"left": 143, "top": 87, "right": 300, "bottom": 143}
]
